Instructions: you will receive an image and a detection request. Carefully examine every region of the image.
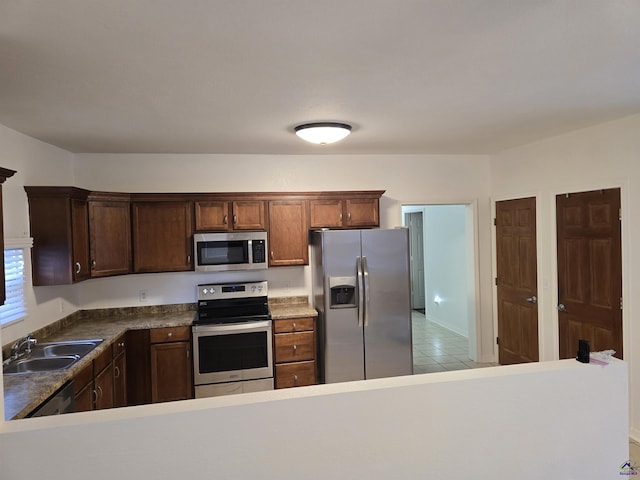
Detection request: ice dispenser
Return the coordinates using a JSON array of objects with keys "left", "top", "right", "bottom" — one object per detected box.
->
[{"left": 329, "top": 276, "right": 357, "bottom": 308}]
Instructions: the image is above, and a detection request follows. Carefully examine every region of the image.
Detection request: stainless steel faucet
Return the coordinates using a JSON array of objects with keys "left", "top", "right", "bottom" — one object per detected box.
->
[{"left": 11, "top": 334, "right": 37, "bottom": 360}]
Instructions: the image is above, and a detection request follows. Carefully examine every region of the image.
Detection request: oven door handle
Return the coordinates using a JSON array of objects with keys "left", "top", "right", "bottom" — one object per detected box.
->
[{"left": 193, "top": 321, "right": 272, "bottom": 334}]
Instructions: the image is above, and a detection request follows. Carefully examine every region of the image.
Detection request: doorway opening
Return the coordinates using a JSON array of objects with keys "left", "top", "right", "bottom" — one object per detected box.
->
[{"left": 402, "top": 204, "right": 482, "bottom": 372}]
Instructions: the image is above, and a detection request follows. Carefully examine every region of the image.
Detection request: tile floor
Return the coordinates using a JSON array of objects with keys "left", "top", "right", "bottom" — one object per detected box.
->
[
  {"left": 411, "top": 310, "right": 496, "bottom": 373},
  {"left": 411, "top": 310, "right": 640, "bottom": 468}
]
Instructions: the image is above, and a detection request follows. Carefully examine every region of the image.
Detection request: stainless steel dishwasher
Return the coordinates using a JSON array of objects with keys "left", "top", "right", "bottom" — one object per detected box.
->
[{"left": 27, "top": 380, "right": 75, "bottom": 417}]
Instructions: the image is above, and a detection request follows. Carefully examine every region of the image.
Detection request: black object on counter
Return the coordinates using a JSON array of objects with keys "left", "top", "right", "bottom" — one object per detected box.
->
[{"left": 576, "top": 339, "right": 590, "bottom": 363}]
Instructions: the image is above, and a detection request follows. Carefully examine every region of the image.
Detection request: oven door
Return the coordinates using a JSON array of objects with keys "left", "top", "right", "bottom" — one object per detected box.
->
[{"left": 192, "top": 321, "right": 273, "bottom": 386}]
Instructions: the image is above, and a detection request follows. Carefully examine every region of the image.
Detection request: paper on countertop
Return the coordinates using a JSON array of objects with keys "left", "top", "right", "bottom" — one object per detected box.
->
[{"left": 589, "top": 350, "right": 616, "bottom": 366}]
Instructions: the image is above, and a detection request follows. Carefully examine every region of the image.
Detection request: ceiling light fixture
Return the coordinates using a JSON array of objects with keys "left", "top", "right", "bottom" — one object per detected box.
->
[{"left": 294, "top": 122, "right": 352, "bottom": 145}]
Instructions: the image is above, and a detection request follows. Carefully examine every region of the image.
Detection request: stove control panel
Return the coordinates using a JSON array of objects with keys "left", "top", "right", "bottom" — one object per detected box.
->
[{"left": 197, "top": 280, "right": 268, "bottom": 301}]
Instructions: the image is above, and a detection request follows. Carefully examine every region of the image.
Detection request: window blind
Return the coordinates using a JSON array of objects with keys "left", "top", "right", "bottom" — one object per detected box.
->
[{"left": 1, "top": 248, "right": 26, "bottom": 325}]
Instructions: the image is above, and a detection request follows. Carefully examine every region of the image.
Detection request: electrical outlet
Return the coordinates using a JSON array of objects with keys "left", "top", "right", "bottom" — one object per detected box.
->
[{"left": 139, "top": 289, "right": 148, "bottom": 302}]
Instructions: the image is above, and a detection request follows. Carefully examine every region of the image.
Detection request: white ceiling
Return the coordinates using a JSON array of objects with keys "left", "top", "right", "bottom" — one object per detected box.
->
[{"left": 1, "top": 0, "right": 640, "bottom": 155}]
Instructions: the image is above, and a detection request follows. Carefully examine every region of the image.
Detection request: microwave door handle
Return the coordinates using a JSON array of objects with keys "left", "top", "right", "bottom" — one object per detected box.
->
[
  {"left": 362, "top": 256, "right": 370, "bottom": 327},
  {"left": 357, "top": 256, "right": 364, "bottom": 327}
]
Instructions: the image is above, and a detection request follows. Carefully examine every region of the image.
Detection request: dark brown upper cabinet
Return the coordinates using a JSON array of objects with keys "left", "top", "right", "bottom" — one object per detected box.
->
[
  {"left": 309, "top": 195, "right": 380, "bottom": 228},
  {"left": 88, "top": 192, "right": 132, "bottom": 277},
  {"left": 131, "top": 199, "right": 193, "bottom": 273},
  {"left": 195, "top": 200, "right": 266, "bottom": 232},
  {"left": 25, "top": 187, "right": 92, "bottom": 285}
]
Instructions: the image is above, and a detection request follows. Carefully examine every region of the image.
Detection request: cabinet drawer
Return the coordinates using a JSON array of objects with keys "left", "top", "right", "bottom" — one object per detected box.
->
[
  {"left": 273, "top": 317, "right": 314, "bottom": 334},
  {"left": 275, "top": 361, "right": 316, "bottom": 389},
  {"left": 112, "top": 334, "right": 126, "bottom": 357},
  {"left": 274, "top": 331, "right": 315, "bottom": 363},
  {"left": 150, "top": 326, "right": 190, "bottom": 343}
]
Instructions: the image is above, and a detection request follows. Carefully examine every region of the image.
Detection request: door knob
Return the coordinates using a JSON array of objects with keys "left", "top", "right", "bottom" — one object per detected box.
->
[
  {"left": 557, "top": 303, "right": 567, "bottom": 312},
  {"left": 526, "top": 295, "right": 537, "bottom": 304}
]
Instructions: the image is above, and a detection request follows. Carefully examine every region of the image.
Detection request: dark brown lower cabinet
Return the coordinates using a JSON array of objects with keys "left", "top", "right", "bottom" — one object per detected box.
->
[
  {"left": 150, "top": 327, "right": 193, "bottom": 403},
  {"left": 112, "top": 334, "right": 127, "bottom": 408},
  {"left": 72, "top": 347, "right": 114, "bottom": 411},
  {"left": 126, "top": 327, "right": 193, "bottom": 406}
]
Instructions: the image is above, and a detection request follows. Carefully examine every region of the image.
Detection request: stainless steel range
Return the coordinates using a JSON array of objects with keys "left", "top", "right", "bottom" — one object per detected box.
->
[{"left": 192, "top": 280, "right": 273, "bottom": 398}]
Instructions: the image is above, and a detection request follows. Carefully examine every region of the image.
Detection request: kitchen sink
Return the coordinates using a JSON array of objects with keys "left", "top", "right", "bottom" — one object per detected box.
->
[
  {"left": 3, "top": 338, "right": 103, "bottom": 375},
  {"left": 3, "top": 356, "right": 81, "bottom": 375},
  {"left": 34, "top": 341, "right": 101, "bottom": 358}
]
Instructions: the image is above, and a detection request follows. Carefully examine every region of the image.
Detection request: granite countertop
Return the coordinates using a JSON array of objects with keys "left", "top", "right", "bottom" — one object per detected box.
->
[
  {"left": 269, "top": 296, "right": 318, "bottom": 320},
  {"left": 4, "top": 298, "right": 316, "bottom": 421}
]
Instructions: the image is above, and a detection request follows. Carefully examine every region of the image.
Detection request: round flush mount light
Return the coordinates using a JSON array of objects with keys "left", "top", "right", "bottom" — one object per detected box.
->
[{"left": 294, "top": 122, "right": 352, "bottom": 145}]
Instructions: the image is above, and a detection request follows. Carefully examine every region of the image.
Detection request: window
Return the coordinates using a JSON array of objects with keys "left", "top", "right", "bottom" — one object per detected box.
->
[{"left": 1, "top": 248, "right": 27, "bottom": 326}]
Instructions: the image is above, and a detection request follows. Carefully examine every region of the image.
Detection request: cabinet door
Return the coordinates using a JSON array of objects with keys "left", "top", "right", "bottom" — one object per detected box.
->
[
  {"left": 113, "top": 351, "right": 127, "bottom": 408},
  {"left": 232, "top": 200, "right": 266, "bottom": 230},
  {"left": 150, "top": 341, "right": 193, "bottom": 403},
  {"left": 194, "top": 201, "right": 231, "bottom": 231},
  {"left": 344, "top": 198, "right": 379, "bottom": 227},
  {"left": 94, "top": 363, "right": 114, "bottom": 410},
  {"left": 309, "top": 199, "right": 343, "bottom": 228},
  {"left": 268, "top": 200, "right": 308, "bottom": 266},
  {"left": 89, "top": 201, "right": 132, "bottom": 277},
  {"left": 71, "top": 199, "right": 91, "bottom": 282},
  {"left": 132, "top": 201, "right": 193, "bottom": 273},
  {"left": 74, "top": 383, "right": 94, "bottom": 412}
]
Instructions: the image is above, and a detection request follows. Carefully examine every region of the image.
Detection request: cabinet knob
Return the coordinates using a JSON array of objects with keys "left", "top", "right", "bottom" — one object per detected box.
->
[
  {"left": 293, "top": 374, "right": 298, "bottom": 385},
  {"left": 293, "top": 344, "right": 297, "bottom": 352},
  {"left": 292, "top": 322, "right": 296, "bottom": 330},
  {"left": 91, "top": 260, "right": 96, "bottom": 269},
  {"left": 75, "top": 262, "right": 81, "bottom": 274},
  {"left": 167, "top": 332, "right": 173, "bottom": 337}
]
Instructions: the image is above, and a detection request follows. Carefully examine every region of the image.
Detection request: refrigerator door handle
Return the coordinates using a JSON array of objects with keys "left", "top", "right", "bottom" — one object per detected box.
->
[
  {"left": 362, "top": 256, "right": 370, "bottom": 327},
  {"left": 356, "top": 256, "right": 364, "bottom": 327}
]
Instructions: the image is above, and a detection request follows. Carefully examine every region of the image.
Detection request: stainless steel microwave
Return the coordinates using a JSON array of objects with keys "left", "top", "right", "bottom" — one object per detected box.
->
[{"left": 194, "top": 231, "right": 268, "bottom": 272}]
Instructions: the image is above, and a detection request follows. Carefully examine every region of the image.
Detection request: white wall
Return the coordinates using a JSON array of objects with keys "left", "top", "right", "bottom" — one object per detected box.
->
[
  {"left": 424, "top": 205, "right": 469, "bottom": 337},
  {"left": 489, "top": 112, "right": 640, "bottom": 440},
  {"left": 0, "top": 124, "right": 77, "bottom": 344},
  {"left": 0, "top": 359, "right": 629, "bottom": 479}
]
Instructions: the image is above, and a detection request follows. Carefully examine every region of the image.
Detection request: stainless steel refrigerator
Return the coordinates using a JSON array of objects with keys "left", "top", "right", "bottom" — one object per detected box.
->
[{"left": 311, "top": 228, "right": 413, "bottom": 384}]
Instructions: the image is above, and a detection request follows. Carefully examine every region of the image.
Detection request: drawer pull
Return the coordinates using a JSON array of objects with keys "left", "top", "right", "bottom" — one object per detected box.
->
[
  {"left": 293, "top": 374, "right": 298, "bottom": 385},
  {"left": 292, "top": 322, "right": 296, "bottom": 330},
  {"left": 167, "top": 332, "right": 173, "bottom": 337},
  {"left": 293, "top": 345, "right": 297, "bottom": 352},
  {"left": 97, "top": 386, "right": 103, "bottom": 400},
  {"left": 114, "top": 366, "right": 120, "bottom": 378}
]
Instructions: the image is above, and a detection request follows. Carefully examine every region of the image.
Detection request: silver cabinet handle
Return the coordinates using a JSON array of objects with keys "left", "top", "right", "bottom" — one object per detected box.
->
[
  {"left": 75, "top": 262, "right": 81, "bottom": 274},
  {"left": 91, "top": 260, "right": 96, "bottom": 269},
  {"left": 293, "top": 374, "right": 298, "bottom": 385},
  {"left": 167, "top": 332, "right": 173, "bottom": 337},
  {"left": 526, "top": 295, "right": 537, "bottom": 304},
  {"left": 223, "top": 215, "right": 228, "bottom": 225},
  {"left": 270, "top": 251, "right": 274, "bottom": 260},
  {"left": 557, "top": 303, "right": 567, "bottom": 312},
  {"left": 339, "top": 213, "right": 343, "bottom": 222},
  {"left": 348, "top": 212, "right": 352, "bottom": 222},
  {"left": 233, "top": 214, "right": 237, "bottom": 225},
  {"left": 293, "top": 344, "right": 297, "bottom": 352},
  {"left": 92, "top": 389, "right": 98, "bottom": 404},
  {"left": 187, "top": 255, "right": 191, "bottom": 263},
  {"left": 292, "top": 322, "right": 296, "bottom": 331},
  {"left": 114, "top": 365, "right": 120, "bottom": 378}
]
